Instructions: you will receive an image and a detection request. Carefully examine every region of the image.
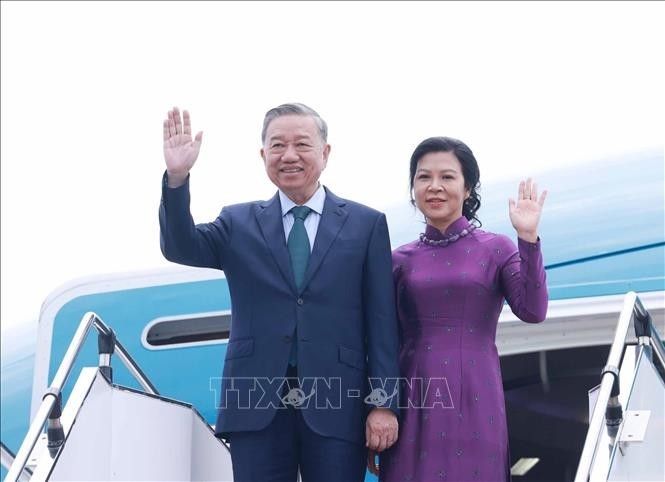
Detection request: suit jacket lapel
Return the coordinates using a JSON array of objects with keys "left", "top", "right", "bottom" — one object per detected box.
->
[
  {"left": 256, "top": 193, "right": 297, "bottom": 294},
  {"left": 300, "top": 188, "right": 348, "bottom": 292}
]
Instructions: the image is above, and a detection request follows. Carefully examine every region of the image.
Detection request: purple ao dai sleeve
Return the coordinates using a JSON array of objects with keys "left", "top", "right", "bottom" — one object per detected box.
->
[{"left": 497, "top": 236, "right": 548, "bottom": 323}]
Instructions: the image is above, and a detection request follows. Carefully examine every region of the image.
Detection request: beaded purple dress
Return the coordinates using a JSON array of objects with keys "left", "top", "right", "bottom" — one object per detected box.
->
[{"left": 379, "top": 216, "right": 547, "bottom": 482}]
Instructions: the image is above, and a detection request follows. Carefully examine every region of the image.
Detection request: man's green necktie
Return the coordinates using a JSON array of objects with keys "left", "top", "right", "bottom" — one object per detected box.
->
[
  {"left": 287, "top": 206, "right": 312, "bottom": 366},
  {"left": 288, "top": 206, "right": 312, "bottom": 290}
]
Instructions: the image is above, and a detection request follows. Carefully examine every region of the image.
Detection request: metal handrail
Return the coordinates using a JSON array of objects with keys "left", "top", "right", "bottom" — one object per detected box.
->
[
  {"left": 0, "top": 442, "right": 32, "bottom": 481},
  {"left": 92, "top": 318, "right": 159, "bottom": 394},
  {"left": 574, "top": 292, "right": 658, "bottom": 481},
  {"left": 638, "top": 312, "right": 665, "bottom": 376},
  {"left": 5, "top": 312, "right": 159, "bottom": 482},
  {"left": 649, "top": 326, "right": 665, "bottom": 374}
]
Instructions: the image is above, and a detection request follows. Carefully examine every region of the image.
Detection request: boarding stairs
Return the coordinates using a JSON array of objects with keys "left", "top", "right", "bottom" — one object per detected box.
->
[
  {"left": 2, "top": 313, "right": 234, "bottom": 481},
  {"left": 574, "top": 292, "right": 665, "bottom": 481}
]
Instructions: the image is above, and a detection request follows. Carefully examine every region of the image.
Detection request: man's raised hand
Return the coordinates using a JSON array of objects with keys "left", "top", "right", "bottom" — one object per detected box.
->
[{"left": 163, "top": 107, "right": 203, "bottom": 188}]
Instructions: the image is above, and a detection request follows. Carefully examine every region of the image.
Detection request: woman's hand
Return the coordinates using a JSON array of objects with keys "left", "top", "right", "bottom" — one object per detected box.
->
[
  {"left": 509, "top": 178, "right": 547, "bottom": 242},
  {"left": 163, "top": 106, "right": 203, "bottom": 187}
]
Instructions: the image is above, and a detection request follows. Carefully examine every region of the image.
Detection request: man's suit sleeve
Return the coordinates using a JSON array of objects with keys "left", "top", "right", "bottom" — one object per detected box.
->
[
  {"left": 159, "top": 172, "right": 231, "bottom": 269},
  {"left": 363, "top": 213, "right": 401, "bottom": 416}
]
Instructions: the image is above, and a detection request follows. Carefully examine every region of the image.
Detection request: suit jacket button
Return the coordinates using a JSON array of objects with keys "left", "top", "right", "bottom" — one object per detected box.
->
[
  {"left": 297, "top": 298, "right": 304, "bottom": 305},
  {"left": 283, "top": 335, "right": 292, "bottom": 342}
]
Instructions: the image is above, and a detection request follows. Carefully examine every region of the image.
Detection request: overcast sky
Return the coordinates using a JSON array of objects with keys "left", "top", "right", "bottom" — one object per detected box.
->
[{"left": 1, "top": 1, "right": 663, "bottom": 332}]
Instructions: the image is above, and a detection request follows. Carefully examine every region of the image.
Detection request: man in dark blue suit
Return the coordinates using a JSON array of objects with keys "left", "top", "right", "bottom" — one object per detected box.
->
[{"left": 159, "top": 103, "right": 400, "bottom": 481}]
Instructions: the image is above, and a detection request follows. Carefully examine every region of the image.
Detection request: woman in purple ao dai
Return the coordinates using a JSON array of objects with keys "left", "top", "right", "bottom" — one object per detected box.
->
[{"left": 371, "top": 137, "right": 549, "bottom": 482}]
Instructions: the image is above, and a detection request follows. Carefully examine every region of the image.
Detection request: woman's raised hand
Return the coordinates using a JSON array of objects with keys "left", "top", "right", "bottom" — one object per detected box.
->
[
  {"left": 509, "top": 178, "right": 547, "bottom": 243},
  {"left": 163, "top": 107, "right": 203, "bottom": 187}
]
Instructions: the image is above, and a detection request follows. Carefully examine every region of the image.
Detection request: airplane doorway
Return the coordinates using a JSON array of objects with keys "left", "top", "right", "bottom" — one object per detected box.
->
[{"left": 502, "top": 345, "right": 611, "bottom": 481}]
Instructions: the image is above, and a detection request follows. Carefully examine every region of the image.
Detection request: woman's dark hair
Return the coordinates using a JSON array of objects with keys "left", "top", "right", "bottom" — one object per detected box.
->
[{"left": 409, "top": 136, "right": 482, "bottom": 226}]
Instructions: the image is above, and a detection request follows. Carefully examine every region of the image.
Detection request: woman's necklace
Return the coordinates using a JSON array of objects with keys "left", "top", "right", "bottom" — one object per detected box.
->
[{"left": 419, "top": 224, "right": 477, "bottom": 247}]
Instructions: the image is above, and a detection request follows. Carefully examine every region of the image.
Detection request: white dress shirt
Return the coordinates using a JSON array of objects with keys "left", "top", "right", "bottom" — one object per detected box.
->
[{"left": 279, "top": 184, "right": 326, "bottom": 252}]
